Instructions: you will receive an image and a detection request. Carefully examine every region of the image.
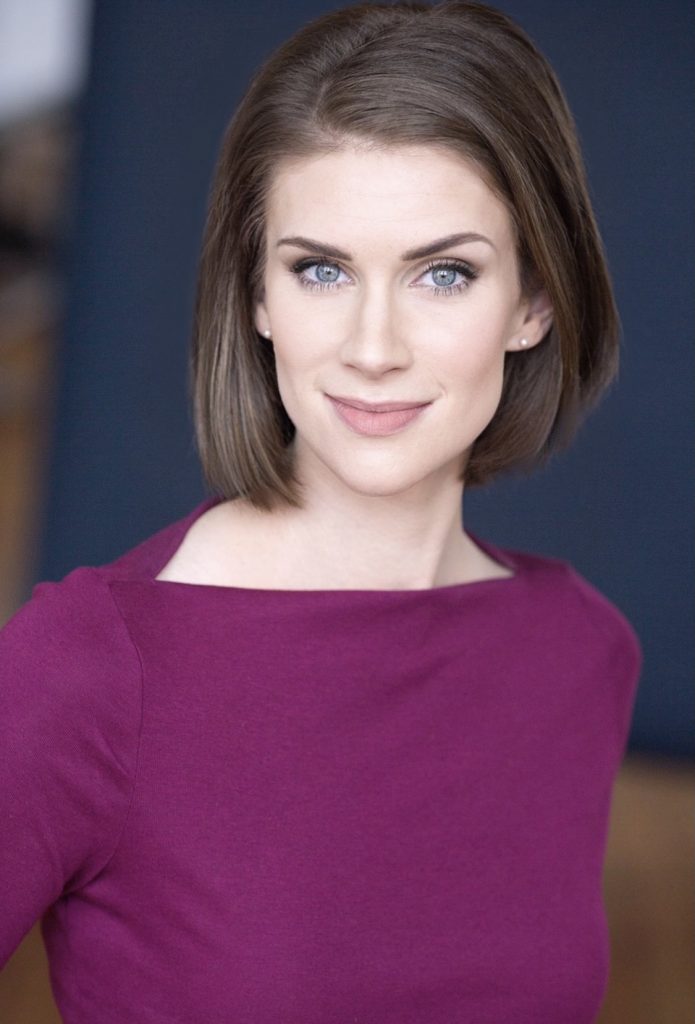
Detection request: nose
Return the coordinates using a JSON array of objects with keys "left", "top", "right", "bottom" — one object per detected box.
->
[{"left": 339, "top": 284, "right": 413, "bottom": 376}]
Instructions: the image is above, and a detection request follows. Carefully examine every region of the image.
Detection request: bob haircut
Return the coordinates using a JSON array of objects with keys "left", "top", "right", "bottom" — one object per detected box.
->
[{"left": 190, "top": 0, "right": 621, "bottom": 511}]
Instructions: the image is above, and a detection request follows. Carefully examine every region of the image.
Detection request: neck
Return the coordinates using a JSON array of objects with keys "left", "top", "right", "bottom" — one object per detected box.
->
[{"left": 228, "top": 445, "right": 507, "bottom": 591}]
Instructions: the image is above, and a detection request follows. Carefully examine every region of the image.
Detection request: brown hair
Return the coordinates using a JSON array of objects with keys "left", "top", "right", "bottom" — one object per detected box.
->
[{"left": 189, "top": 0, "right": 621, "bottom": 511}]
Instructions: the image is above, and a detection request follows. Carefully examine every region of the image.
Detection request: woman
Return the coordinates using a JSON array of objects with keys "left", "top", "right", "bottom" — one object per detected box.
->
[{"left": 1, "top": 2, "right": 641, "bottom": 1021}]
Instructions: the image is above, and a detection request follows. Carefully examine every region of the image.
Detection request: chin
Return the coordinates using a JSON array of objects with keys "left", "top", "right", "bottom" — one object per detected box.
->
[
  {"left": 322, "top": 452, "right": 445, "bottom": 499},
  {"left": 292, "top": 426, "right": 467, "bottom": 497}
]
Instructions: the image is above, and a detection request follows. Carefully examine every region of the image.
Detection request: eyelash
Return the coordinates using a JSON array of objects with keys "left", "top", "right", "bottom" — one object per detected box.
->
[{"left": 289, "top": 257, "right": 479, "bottom": 297}]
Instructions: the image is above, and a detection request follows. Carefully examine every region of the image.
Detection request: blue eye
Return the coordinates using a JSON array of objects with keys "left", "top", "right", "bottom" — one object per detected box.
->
[
  {"left": 289, "top": 257, "right": 478, "bottom": 296},
  {"left": 420, "top": 260, "right": 478, "bottom": 295},
  {"left": 291, "top": 260, "right": 347, "bottom": 290}
]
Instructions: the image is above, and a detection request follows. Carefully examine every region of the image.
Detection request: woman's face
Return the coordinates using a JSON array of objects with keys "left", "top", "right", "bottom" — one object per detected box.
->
[{"left": 254, "top": 143, "right": 551, "bottom": 499}]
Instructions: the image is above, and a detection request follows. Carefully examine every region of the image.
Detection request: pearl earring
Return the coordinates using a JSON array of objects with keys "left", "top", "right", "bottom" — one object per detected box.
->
[
  {"left": 263, "top": 328, "right": 272, "bottom": 338},
  {"left": 519, "top": 337, "right": 529, "bottom": 348}
]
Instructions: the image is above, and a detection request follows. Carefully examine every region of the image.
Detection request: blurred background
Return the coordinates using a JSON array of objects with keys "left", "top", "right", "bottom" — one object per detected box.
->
[{"left": 0, "top": 1, "right": 692, "bottom": 1021}]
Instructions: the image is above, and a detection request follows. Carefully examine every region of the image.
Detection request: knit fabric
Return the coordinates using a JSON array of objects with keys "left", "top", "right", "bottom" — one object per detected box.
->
[{"left": 0, "top": 496, "right": 642, "bottom": 1023}]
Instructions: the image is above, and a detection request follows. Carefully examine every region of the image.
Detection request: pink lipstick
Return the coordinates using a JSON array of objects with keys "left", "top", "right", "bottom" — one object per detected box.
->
[{"left": 326, "top": 395, "right": 432, "bottom": 436}]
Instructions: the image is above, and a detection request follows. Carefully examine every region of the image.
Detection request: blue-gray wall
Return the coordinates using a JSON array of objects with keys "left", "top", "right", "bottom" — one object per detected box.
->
[{"left": 35, "top": 1, "right": 694, "bottom": 758}]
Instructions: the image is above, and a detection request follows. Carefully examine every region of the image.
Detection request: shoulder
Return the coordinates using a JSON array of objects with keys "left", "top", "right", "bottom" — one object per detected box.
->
[
  {"left": 0, "top": 567, "right": 145, "bottom": 929},
  {"left": 0, "top": 565, "right": 142, "bottom": 762},
  {"left": 553, "top": 558, "right": 643, "bottom": 754},
  {"left": 493, "top": 538, "right": 643, "bottom": 673},
  {"left": 496, "top": 543, "right": 643, "bottom": 748},
  {"left": 518, "top": 544, "right": 643, "bottom": 697},
  {"left": 0, "top": 497, "right": 219, "bottom": 690},
  {"left": 1, "top": 564, "right": 139, "bottom": 671},
  {"left": 0, "top": 496, "right": 221, "bottom": 669},
  {"left": 560, "top": 560, "right": 642, "bottom": 663},
  {"left": 553, "top": 554, "right": 640, "bottom": 668}
]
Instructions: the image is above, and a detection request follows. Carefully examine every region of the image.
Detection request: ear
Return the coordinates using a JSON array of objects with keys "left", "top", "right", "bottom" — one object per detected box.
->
[
  {"left": 505, "top": 286, "right": 554, "bottom": 352},
  {"left": 253, "top": 296, "right": 270, "bottom": 338}
]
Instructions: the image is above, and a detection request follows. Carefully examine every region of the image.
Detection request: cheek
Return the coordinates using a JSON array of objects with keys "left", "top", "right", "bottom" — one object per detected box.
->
[
  {"left": 439, "top": 327, "right": 506, "bottom": 392},
  {"left": 436, "top": 331, "right": 508, "bottom": 443},
  {"left": 265, "top": 277, "right": 329, "bottom": 366},
  {"left": 269, "top": 333, "right": 327, "bottom": 422},
  {"left": 272, "top": 332, "right": 325, "bottom": 380}
]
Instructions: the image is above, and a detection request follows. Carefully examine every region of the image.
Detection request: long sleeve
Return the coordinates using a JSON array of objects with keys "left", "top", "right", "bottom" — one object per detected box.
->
[
  {"left": 0, "top": 567, "right": 142, "bottom": 967},
  {"left": 0, "top": 494, "right": 647, "bottom": 1022}
]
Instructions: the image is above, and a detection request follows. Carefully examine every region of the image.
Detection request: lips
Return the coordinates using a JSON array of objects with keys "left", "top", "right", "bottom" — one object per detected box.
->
[
  {"left": 327, "top": 395, "right": 431, "bottom": 412},
  {"left": 326, "top": 394, "right": 432, "bottom": 436}
]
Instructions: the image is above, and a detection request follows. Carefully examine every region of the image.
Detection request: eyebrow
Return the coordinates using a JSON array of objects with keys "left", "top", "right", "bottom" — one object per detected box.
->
[{"left": 276, "top": 231, "right": 496, "bottom": 261}]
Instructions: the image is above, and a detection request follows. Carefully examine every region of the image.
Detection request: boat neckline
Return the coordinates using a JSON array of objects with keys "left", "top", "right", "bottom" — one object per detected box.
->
[{"left": 137, "top": 495, "right": 526, "bottom": 596}]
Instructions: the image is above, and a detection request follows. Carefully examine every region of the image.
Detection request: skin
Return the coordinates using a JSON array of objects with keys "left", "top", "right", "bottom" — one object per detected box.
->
[{"left": 230, "top": 143, "right": 554, "bottom": 591}]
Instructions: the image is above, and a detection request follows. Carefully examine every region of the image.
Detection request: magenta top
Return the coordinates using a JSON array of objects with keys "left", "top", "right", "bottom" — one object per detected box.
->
[{"left": 1, "top": 495, "right": 642, "bottom": 1023}]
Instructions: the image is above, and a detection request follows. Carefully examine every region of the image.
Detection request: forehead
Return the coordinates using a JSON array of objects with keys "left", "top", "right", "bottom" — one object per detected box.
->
[{"left": 265, "top": 144, "right": 513, "bottom": 245}]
